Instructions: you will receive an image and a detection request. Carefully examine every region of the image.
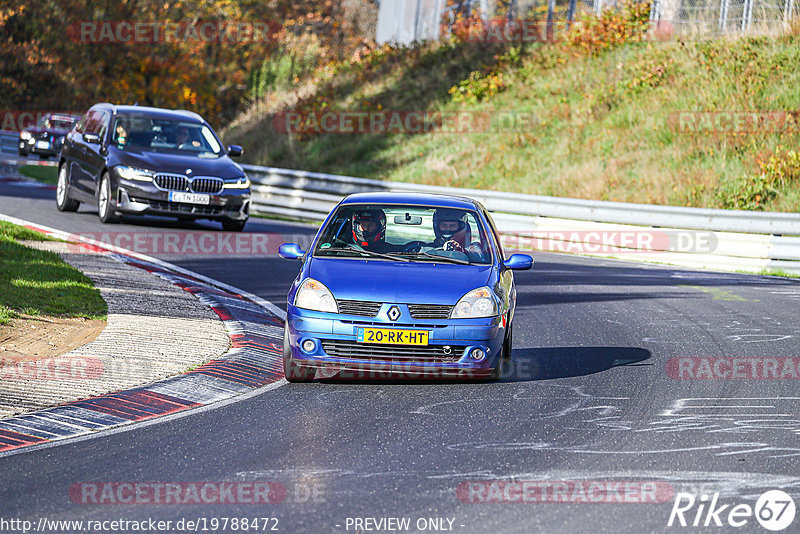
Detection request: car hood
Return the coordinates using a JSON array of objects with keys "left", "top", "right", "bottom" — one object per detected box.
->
[
  {"left": 309, "top": 258, "right": 493, "bottom": 304},
  {"left": 27, "top": 128, "right": 70, "bottom": 136},
  {"left": 112, "top": 148, "right": 243, "bottom": 179}
]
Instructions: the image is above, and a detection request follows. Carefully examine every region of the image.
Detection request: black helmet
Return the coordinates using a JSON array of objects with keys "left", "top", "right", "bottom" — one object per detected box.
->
[
  {"left": 433, "top": 208, "right": 469, "bottom": 243},
  {"left": 352, "top": 209, "right": 386, "bottom": 248}
]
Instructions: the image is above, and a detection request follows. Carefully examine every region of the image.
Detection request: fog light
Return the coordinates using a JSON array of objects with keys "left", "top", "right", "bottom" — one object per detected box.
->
[
  {"left": 302, "top": 339, "right": 316, "bottom": 353},
  {"left": 470, "top": 348, "right": 485, "bottom": 360}
]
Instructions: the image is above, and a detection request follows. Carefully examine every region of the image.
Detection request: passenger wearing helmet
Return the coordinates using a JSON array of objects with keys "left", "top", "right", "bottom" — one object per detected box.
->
[
  {"left": 431, "top": 208, "right": 471, "bottom": 252},
  {"left": 352, "top": 208, "right": 390, "bottom": 251}
]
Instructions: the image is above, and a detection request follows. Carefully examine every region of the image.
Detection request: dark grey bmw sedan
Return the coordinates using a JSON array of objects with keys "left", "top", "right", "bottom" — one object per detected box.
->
[{"left": 57, "top": 103, "right": 250, "bottom": 231}]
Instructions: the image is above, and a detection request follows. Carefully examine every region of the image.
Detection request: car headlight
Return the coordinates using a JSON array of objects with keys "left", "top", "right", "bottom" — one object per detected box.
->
[
  {"left": 20, "top": 131, "right": 32, "bottom": 140},
  {"left": 116, "top": 166, "right": 154, "bottom": 182},
  {"left": 451, "top": 286, "right": 498, "bottom": 318},
  {"left": 223, "top": 176, "right": 250, "bottom": 189},
  {"left": 294, "top": 278, "right": 337, "bottom": 313}
]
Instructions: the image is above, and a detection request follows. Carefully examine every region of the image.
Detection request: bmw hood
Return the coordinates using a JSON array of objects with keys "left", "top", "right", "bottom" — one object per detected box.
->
[
  {"left": 113, "top": 148, "right": 244, "bottom": 179},
  {"left": 309, "top": 258, "right": 493, "bottom": 304}
]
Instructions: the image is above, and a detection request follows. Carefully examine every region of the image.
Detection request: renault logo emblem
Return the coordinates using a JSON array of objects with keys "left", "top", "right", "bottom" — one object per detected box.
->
[{"left": 387, "top": 306, "right": 401, "bottom": 322}]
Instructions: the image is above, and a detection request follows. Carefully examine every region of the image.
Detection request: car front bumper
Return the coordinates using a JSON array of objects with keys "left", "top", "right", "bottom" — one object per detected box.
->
[
  {"left": 115, "top": 179, "right": 250, "bottom": 221},
  {"left": 286, "top": 305, "right": 506, "bottom": 379}
]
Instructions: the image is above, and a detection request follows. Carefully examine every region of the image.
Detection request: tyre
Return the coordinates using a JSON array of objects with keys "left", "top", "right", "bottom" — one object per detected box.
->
[
  {"left": 490, "top": 323, "right": 513, "bottom": 381},
  {"left": 97, "top": 173, "right": 118, "bottom": 223},
  {"left": 222, "top": 219, "right": 246, "bottom": 232},
  {"left": 283, "top": 322, "right": 314, "bottom": 383},
  {"left": 56, "top": 164, "right": 80, "bottom": 212}
]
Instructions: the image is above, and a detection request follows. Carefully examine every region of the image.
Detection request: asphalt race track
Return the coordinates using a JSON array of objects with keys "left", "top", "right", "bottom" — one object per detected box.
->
[{"left": 1, "top": 173, "right": 799, "bottom": 533}]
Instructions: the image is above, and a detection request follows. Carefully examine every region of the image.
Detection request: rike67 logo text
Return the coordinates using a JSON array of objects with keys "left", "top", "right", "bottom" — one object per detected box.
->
[{"left": 668, "top": 490, "right": 795, "bottom": 531}]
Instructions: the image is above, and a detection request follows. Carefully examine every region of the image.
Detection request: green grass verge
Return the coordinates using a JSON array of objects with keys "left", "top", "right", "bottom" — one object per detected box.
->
[
  {"left": 0, "top": 220, "right": 57, "bottom": 242},
  {"left": 18, "top": 164, "right": 58, "bottom": 185},
  {"left": 0, "top": 224, "right": 107, "bottom": 321}
]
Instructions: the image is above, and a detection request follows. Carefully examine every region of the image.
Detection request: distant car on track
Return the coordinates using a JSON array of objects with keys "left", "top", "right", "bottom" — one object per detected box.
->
[
  {"left": 18, "top": 113, "right": 81, "bottom": 159},
  {"left": 278, "top": 192, "right": 533, "bottom": 382},
  {"left": 56, "top": 103, "right": 250, "bottom": 231}
]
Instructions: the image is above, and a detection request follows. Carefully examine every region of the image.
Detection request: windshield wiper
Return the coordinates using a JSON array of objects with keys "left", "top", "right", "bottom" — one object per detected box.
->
[
  {"left": 325, "top": 238, "right": 408, "bottom": 262},
  {"left": 400, "top": 251, "right": 471, "bottom": 265}
]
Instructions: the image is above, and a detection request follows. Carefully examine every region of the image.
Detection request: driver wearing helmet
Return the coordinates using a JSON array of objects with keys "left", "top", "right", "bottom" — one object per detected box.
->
[
  {"left": 431, "top": 208, "right": 471, "bottom": 252},
  {"left": 352, "top": 208, "right": 390, "bottom": 251}
]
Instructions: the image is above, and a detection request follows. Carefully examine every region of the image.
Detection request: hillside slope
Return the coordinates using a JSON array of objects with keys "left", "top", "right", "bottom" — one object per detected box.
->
[{"left": 223, "top": 8, "right": 800, "bottom": 212}]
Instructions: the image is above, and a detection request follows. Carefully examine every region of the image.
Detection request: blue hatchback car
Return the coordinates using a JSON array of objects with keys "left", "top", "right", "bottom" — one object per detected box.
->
[{"left": 278, "top": 192, "right": 533, "bottom": 381}]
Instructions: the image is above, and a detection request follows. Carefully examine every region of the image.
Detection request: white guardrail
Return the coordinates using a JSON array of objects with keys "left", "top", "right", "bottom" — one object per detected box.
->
[
  {"left": 1, "top": 129, "right": 797, "bottom": 274},
  {"left": 0, "top": 131, "right": 18, "bottom": 154},
  {"left": 241, "top": 164, "right": 800, "bottom": 275}
]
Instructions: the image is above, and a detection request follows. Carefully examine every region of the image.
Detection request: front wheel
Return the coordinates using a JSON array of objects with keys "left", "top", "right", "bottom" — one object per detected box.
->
[
  {"left": 98, "top": 173, "right": 118, "bottom": 223},
  {"left": 283, "top": 323, "right": 314, "bottom": 383},
  {"left": 56, "top": 164, "right": 80, "bottom": 212},
  {"left": 490, "top": 323, "right": 513, "bottom": 381},
  {"left": 222, "top": 219, "right": 246, "bottom": 232}
]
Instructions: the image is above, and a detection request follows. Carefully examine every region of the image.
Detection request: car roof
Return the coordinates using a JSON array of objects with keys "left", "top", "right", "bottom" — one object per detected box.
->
[
  {"left": 91, "top": 104, "right": 205, "bottom": 123},
  {"left": 339, "top": 192, "right": 480, "bottom": 210},
  {"left": 47, "top": 114, "right": 81, "bottom": 121}
]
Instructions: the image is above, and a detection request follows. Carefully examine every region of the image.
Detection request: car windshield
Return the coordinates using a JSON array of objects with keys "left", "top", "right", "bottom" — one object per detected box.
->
[
  {"left": 111, "top": 114, "right": 224, "bottom": 157},
  {"left": 40, "top": 117, "right": 76, "bottom": 130},
  {"left": 313, "top": 203, "right": 492, "bottom": 265}
]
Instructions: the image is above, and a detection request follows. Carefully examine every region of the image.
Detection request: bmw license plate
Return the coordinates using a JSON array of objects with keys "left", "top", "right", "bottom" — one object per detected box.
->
[
  {"left": 357, "top": 328, "right": 428, "bottom": 345},
  {"left": 35, "top": 140, "right": 50, "bottom": 149},
  {"left": 169, "top": 191, "right": 210, "bottom": 204}
]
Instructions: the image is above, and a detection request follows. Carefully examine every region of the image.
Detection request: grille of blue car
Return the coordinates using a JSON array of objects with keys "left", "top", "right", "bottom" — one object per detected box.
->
[
  {"left": 335, "top": 300, "right": 453, "bottom": 319},
  {"left": 321, "top": 340, "right": 464, "bottom": 363},
  {"left": 336, "top": 300, "right": 382, "bottom": 316},
  {"left": 407, "top": 304, "right": 453, "bottom": 319}
]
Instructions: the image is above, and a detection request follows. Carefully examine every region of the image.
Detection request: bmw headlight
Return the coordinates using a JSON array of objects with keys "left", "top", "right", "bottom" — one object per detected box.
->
[
  {"left": 451, "top": 286, "right": 498, "bottom": 318},
  {"left": 294, "top": 278, "right": 337, "bottom": 313},
  {"left": 223, "top": 176, "right": 250, "bottom": 189},
  {"left": 20, "top": 131, "right": 32, "bottom": 140},
  {"left": 116, "top": 166, "right": 154, "bottom": 182}
]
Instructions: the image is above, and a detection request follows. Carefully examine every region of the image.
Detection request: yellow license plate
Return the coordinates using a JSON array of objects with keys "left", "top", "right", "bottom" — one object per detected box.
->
[{"left": 357, "top": 328, "right": 429, "bottom": 345}]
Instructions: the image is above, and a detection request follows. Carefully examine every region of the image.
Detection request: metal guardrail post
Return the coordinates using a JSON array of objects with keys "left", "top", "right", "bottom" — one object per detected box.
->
[
  {"left": 594, "top": 0, "right": 604, "bottom": 16},
  {"left": 546, "top": 0, "right": 556, "bottom": 40},
  {"left": 786, "top": 0, "right": 795, "bottom": 22},
  {"left": 650, "top": 0, "right": 661, "bottom": 22},
  {"left": 718, "top": 0, "right": 729, "bottom": 31},
  {"left": 567, "top": 0, "right": 578, "bottom": 26},
  {"left": 742, "top": 0, "right": 754, "bottom": 31}
]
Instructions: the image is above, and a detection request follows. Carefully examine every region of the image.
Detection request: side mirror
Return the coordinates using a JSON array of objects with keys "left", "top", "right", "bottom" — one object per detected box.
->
[
  {"left": 504, "top": 253, "right": 533, "bottom": 270},
  {"left": 83, "top": 132, "right": 101, "bottom": 144},
  {"left": 279, "top": 243, "right": 305, "bottom": 260},
  {"left": 227, "top": 145, "right": 243, "bottom": 157}
]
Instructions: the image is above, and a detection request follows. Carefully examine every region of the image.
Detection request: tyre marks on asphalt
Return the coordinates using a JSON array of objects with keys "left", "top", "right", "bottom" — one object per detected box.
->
[{"left": 0, "top": 252, "right": 284, "bottom": 455}]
